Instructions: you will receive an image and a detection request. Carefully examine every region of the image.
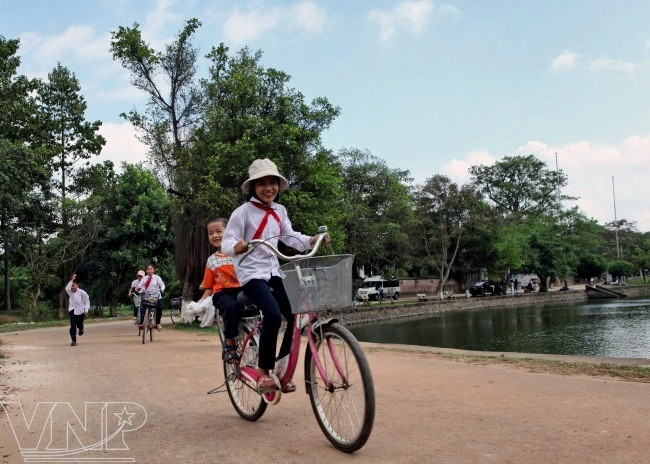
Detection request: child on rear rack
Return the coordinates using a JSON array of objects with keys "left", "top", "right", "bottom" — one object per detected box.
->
[
  {"left": 221, "top": 158, "right": 321, "bottom": 393},
  {"left": 198, "top": 217, "right": 243, "bottom": 364}
]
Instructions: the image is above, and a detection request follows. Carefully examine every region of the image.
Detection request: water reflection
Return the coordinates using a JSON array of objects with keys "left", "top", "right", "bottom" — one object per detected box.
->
[{"left": 350, "top": 298, "right": 650, "bottom": 358}]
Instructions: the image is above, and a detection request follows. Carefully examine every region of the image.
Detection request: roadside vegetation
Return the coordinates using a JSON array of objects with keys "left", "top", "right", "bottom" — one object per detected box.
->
[{"left": 368, "top": 346, "right": 650, "bottom": 383}]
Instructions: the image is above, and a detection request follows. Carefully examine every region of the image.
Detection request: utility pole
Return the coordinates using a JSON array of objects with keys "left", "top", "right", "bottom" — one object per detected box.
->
[
  {"left": 556, "top": 152, "right": 568, "bottom": 290},
  {"left": 555, "top": 152, "right": 561, "bottom": 210},
  {"left": 612, "top": 176, "right": 621, "bottom": 259}
]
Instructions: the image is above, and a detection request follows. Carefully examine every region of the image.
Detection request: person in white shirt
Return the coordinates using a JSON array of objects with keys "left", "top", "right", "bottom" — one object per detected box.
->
[
  {"left": 128, "top": 270, "right": 145, "bottom": 321},
  {"left": 221, "top": 158, "right": 321, "bottom": 393},
  {"left": 65, "top": 274, "right": 90, "bottom": 346},
  {"left": 136, "top": 264, "right": 165, "bottom": 330}
]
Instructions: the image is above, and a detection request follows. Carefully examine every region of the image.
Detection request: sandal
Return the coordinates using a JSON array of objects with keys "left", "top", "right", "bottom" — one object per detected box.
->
[
  {"left": 222, "top": 344, "right": 241, "bottom": 364},
  {"left": 281, "top": 381, "right": 297, "bottom": 393},
  {"left": 257, "top": 374, "right": 276, "bottom": 392}
]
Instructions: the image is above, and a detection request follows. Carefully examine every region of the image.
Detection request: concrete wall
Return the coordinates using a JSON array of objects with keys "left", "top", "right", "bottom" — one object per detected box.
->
[
  {"left": 399, "top": 278, "right": 461, "bottom": 295},
  {"left": 327, "top": 290, "right": 589, "bottom": 327}
]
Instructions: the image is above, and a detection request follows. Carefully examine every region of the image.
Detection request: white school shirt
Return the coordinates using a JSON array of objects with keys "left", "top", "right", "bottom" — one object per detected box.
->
[
  {"left": 137, "top": 274, "right": 165, "bottom": 299},
  {"left": 221, "top": 199, "right": 312, "bottom": 286},
  {"left": 65, "top": 281, "right": 90, "bottom": 315}
]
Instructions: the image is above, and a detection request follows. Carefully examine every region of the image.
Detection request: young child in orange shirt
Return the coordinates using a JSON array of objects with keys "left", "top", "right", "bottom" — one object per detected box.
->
[{"left": 199, "top": 218, "right": 243, "bottom": 363}]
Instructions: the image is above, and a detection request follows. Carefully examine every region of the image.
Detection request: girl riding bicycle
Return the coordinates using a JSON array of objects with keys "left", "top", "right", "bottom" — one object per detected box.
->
[{"left": 221, "top": 158, "right": 321, "bottom": 393}]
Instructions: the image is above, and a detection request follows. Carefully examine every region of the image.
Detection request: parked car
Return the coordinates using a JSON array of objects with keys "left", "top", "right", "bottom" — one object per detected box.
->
[
  {"left": 469, "top": 280, "right": 496, "bottom": 297},
  {"left": 355, "top": 277, "right": 401, "bottom": 301}
]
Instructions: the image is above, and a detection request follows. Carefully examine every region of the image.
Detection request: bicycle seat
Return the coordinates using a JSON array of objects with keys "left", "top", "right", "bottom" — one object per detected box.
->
[
  {"left": 236, "top": 291, "right": 253, "bottom": 306},
  {"left": 236, "top": 292, "right": 262, "bottom": 318}
]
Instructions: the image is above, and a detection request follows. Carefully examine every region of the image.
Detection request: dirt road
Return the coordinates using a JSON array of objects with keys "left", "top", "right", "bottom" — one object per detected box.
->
[{"left": 1, "top": 318, "right": 649, "bottom": 464}]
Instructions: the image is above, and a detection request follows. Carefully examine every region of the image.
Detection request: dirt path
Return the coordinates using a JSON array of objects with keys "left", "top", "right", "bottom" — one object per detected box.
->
[{"left": 1, "top": 317, "right": 649, "bottom": 464}]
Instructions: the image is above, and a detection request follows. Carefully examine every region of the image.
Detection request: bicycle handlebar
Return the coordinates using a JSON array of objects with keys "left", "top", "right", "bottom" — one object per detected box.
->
[{"left": 241, "top": 228, "right": 329, "bottom": 262}]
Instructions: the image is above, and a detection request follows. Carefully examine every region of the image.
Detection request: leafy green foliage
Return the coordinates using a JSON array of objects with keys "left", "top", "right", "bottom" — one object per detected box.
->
[
  {"left": 576, "top": 254, "right": 608, "bottom": 279},
  {"left": 79, "top": 164, "right": 173, "bottom": 313},
  {"left": 470, "top": 154, "right": 574, "bottom": 217},
  {"left": 338, "top": 148, "right": 413, "bottom": 277},
  {"left": 608, "top": 260, "right": 633, "bottom": 280},
  {"left": 413, "top": 174, "right": 484, "bottom": 294}
]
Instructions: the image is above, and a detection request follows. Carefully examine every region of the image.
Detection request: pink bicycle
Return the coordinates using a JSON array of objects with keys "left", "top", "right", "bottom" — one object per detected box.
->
[{"left": 216, "top": 232, "right": 375, "bottom": 452}]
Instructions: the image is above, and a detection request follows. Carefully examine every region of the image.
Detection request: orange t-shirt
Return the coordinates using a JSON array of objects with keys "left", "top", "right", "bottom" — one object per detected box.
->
[{"left": 201, "top": 252, "right": 240, "bottom": 294}]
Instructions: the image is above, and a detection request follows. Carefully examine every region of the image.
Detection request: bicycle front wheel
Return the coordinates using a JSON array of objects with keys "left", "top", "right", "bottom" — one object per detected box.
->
[
  {"left": 305, "top": 322, "right": 375, "bottom": 452},
  {"left": 141, "top": 308, "right": 147, "bottom": 344},
  {"left": 223, "top": 324, "right": 267, "bottom": 421}
]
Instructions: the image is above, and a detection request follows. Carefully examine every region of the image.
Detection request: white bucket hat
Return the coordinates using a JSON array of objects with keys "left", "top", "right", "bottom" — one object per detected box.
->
[
  {"left": 241, "top": 158, "right": 289, "bottom": 193},
  {"left": 137, "top": 270, "right": 145, "bottom": 277}
]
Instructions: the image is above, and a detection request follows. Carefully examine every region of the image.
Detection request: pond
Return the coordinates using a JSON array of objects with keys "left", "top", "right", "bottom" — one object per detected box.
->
[{"left": 349, "top": 298, "right": 650, "bottom": 358}]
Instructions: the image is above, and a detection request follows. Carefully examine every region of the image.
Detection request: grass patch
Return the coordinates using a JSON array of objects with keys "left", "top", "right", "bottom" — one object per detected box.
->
[
  {"left": 0, "top": 319, "right": 70, "bottom": 333},
  {"left": 170, "top": 321, "right": 219, "bottom": 335},
  {"left": 366, "top": 346, "right": 650, "bottom": 383}
]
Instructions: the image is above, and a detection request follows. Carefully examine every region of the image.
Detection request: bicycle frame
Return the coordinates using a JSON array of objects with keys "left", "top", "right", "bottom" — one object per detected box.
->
[
  {"left": 230, "top": 309, "right": 344, "bottom": 397},
  {"left": 219, "top": 231, "right": 375, "bottom": 451}
]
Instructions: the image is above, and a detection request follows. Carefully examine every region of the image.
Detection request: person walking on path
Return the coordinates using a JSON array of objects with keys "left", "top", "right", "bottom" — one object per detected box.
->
[{"left": 65, "top": 273, "right": 90, "bottom": 346}]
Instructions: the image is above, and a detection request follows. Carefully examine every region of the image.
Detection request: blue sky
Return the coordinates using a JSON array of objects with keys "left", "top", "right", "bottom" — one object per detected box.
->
[{"left": 2, "top": 0, "right": 649, "bottom": 232}]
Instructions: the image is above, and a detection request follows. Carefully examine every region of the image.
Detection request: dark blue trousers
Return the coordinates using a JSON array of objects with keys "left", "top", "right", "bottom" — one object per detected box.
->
[
  {"left": 212, "top": 289, "right": 243, "bottom": 340},
  {"left": 241, "top": 276, "right": 294, "bottom": 371},
  {"left": 69, "top": 311, "right": 85, "bottom": 342}
]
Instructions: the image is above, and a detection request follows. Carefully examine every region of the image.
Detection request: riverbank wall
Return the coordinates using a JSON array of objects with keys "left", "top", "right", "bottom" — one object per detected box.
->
[{"left": 329, "top": 286, "right": 647, "bottom": 327}]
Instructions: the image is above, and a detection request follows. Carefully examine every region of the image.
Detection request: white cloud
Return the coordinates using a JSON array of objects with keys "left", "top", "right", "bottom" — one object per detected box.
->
[
  {"left": 437, "top": 136, "right": 650, "bottom": 231},
  {"left": 222, "top": 1, "right": 326, "bottom": 46},
  {"left": 589, "top": 58, "right": 638, "bottom": 75},
  {"left": 440, "top": 149, "right": 496, "bottom": 184},
  {"left": 550, "top": 51, "right": 578, "bottom": 72},
  {"left": 19, "top": 26, "right": 109, "bottom": 68},
  {"left": 223, "top": 8, "right": 282, "bottom": 45},
  {"left": 515, "top": 137, "right": 650, "bottom": 230},
  {"left": 96, "top": 122, "right": 149, "bottom": 170},
  {"left": 368, "top": 0, "right": 460, "bottom": 42},
  {"left": 291, "top": 1, "right": 326, "bottom": 33},
  {"left": 143, "top": 0, "right": 182, "bottom": 43}
]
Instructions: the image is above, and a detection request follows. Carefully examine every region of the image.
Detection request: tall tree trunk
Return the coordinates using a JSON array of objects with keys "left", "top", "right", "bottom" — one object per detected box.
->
[{"left": 3, "top": 252, "right": 10, "bottom": 311}]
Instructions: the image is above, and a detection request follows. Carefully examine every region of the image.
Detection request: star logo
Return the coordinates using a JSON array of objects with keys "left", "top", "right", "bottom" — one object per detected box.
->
[{"left": 114, "top": 406, "right": 136, "bottom": 427}]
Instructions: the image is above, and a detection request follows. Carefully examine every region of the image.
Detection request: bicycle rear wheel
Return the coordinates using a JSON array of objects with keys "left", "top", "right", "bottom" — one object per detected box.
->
[
  {"left": 305, "top": 322, "right": 375, "bottom": 452},
  {"left": 223, "top": 324, "right": 267, "bottom": 421}
]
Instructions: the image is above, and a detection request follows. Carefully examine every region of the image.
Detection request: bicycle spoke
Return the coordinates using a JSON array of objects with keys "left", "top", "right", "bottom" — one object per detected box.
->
[{"left": 306, "top": 323, "right": 374, "bottom": 452}]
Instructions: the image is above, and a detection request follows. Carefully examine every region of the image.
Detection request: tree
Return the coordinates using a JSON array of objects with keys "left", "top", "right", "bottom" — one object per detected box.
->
[
  {"left": 338, "top": 148, "right": 413, "bottom": 277},
  {"left": 194, "top": 44, "right": 344, "bottom": 281},
  {"left": 110, "top": 19, "right": 202, "bottom": 174},
  {"left": 413, "top": 175, "right": 483, "bottom": 299},
  {"left": 576, "top": 254, "right": 608, "bottom": 280},
  {"left": 112, "top": 25, "right": 344, "bottom": 302},
  {"left": 470, "top": 154, "right": 574, "bottom": 217},
  {"left": 78, "top": 163, "right": 173, "bottom": 315},
  {"left": 608, "top": 260, "right": 633, "bottom": 283},
  {"left": 110, "top": 19, "right": 206, "bottom": 302},
  {"left": 0, "top": 36, "right": 51, "bottom": 312},
  {"left": 38, "top": 63, "right": 105, "bottom": 227},
  {"left": 36, "top": 63, "right": 105, "bottom": 313}
]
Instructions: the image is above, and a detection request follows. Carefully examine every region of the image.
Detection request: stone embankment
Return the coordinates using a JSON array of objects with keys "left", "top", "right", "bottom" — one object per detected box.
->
[{"left": 330, "top": 286, "right": 649, "bottom": 327}]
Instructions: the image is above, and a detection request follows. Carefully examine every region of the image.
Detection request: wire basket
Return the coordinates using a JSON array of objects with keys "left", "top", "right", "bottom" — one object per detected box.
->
[{"left": 280, "top": 254, "right": 354, "bottom": 314}]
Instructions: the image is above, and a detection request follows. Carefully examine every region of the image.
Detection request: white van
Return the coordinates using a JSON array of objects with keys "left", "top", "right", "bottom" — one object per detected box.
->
[{"left": 355, "top": 277, "right": 401, "bottom": 301}]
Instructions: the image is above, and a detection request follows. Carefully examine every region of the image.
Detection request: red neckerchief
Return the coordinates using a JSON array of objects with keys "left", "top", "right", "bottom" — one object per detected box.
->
[
  {"left": 250, "top": 201, "right": 281, "bottom": 240},
  {"left": 144, "top": 276, "right": 152, "bottom": 289}
]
